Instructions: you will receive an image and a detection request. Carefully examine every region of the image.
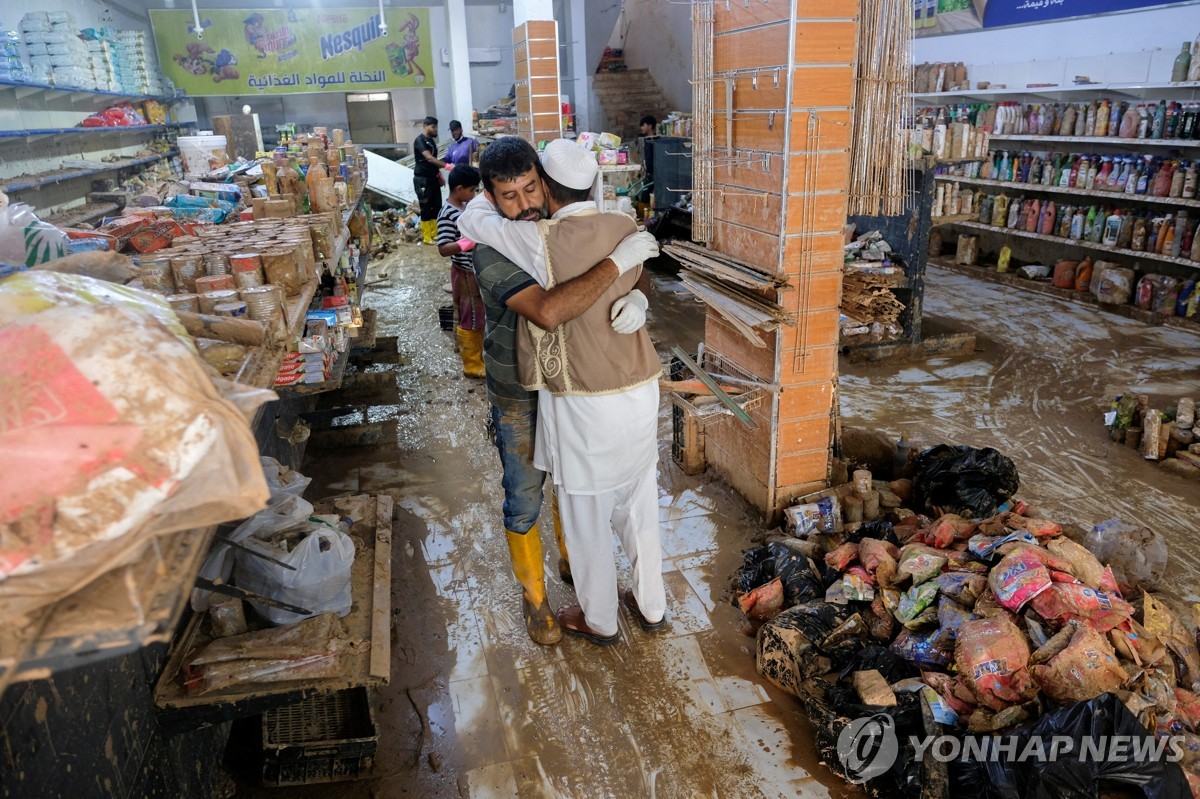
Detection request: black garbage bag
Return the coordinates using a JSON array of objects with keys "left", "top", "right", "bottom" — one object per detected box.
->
[
  {"left": 803, "top": 679, "right": 927, "bottom": 799},
  {"left": 913, "top": 444, "right": 1020, "bottom": 519},
  {"left": 734, "top": 542, "right": 824, "bottom": 608},
  {"left": 757, "top": 601, "right": 858, "bottom": 696},
  {"left": 847, "top": 520, "right": 901, "bottom": 546},
  {"left": 948, "top": 692, "right": 1191, "bottom": 799},
  {"left": 838, "top": 644, "right": 918, "bottom": 685}
]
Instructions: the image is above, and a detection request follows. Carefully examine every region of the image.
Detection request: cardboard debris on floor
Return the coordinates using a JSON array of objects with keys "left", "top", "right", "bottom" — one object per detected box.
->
[
  {"left": 735, "top": 440, "right": 1198, "bottom": 799},
  {"left": 842, "top": 230, "right": 906, "bottom": 343},
  {"left": 1107, "top": 393, "right": 1200, "bottom": 482}
]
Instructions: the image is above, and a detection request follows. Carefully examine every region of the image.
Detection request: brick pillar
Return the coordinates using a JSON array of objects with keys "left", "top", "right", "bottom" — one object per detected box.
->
[
  {"left": 513, "top": 20, "right": 562, "bottom": 145},
  {"left": 701, "top": 0, "right": 858, "bottom": 518}
]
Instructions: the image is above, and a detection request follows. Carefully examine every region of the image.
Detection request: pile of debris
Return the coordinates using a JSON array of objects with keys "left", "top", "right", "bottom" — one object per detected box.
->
[
  {"left": 1107, "top": 393, "right": 1200, "bottom": 482},
  {"left": 736, "top": 442, "right": 1197, "bottom": 798},
  {"left": 842, "top": 230, "right": 906, "bottom": 343}
]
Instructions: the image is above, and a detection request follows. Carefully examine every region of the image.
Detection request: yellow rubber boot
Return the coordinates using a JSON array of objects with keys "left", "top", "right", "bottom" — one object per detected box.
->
[
  {"left": 422, "top": 220, "right": 437, "bottom": 244},
  {"left": 455, "top": 327, "right": 487, "bottom": 379},
  {"left": 506, "top": 526, "right": 561, "bottom": 645},
  {"left": 550, "top": 490, "right": 573, "bottom": 585}
]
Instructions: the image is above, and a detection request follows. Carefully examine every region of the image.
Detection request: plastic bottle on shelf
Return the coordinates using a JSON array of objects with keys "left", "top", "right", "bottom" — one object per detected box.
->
[
  {"left": 998, "top": 150, "right": 1011, "bottom": 182},
  {"left": 1136, "top": 156, "right": 1154, "bottom": 194},
  {"left": 1102, "top": 210, "right": 1122, "bottom": 246},
  {"left": 1131, "top": 217, "right": 1149, "bottom": 250},
  {"left": 1095, "top": 99, "right": 1110, "bottom": 137},
  {"left": 1040, "top": 104, "right": 1056, "bottom": 136},
  {"left": 1075, "top": 103, "right": 1089, "bottom": 136},
  {"left": 1060, "top": 104, "right": 1077, "bottom": 138},
  {"left": 1117, "top": 213, "right": 1135, "bottom": 249},
  {"left": 1125, "top": 160, "right": 1140, "bottom": 194},
  {"left": 1137, "top": 105, "right": 1151, "bottom": 139},
  {"left": 1067, "top": 157, "right": 1081, "bottom": 188},
  {"left": 1155, "top": 218, "right": 1172, "bottom": 254},
  {"left": 1108, "top": 102, "right": 1124, "bottom": 138},
  {"left": 1084, "top": 205, "right": 1098, "bottom": 239},
  {"left": 1006, "top": 195, "right": 1022, "bottom": 228},
  {"left": 1184, "top": 162, "right": 1198, "bottom": 199},
  {"left": 1096, "top": 156, "right": 1112, "bottom": 189},
  {"left": 1170, "top": 162, "right": 1186, "bottom": 198},
  {"left": 1174, "top": 41, "right": 1193, "bottom": 83},
  {"left": 1071, "top": 208, "right": 1086, "bottom": 239},
  {"left": 1152, "top": 159, "right": 1172, "bottom": 197},
  {"left": 1120, "top": 104, "right": 1139, "bottom": 139},
  {"left": 1085, "top": 101, "right": 1098, "bottom": 137},
  {"left": 1019, "top": 152, "right": 1033, "bottom": 183},
  {"left": 1057, "top": 204, "right": 1074, "bottom": 238},
  {"left": 1191, "top": 224, "right": 1200, "bottom": 261},
  {"left": 1040, "top": 200, "right": 1056, "bottom": 235},
  {"left": 991, "top": 193, "right": 1009, "bottom": 226},
  {"left": 1165, "top": 102, "right": 1180, "bottom": 139},
  {"left": 1171, "top": 212, "right": 1187, "bottom": 258},
  {"left": 978, "top": 194, "right": 994, "bottom": 224},
  {"left": 1027, "top": 105, "right": 1039, "bottom": 135},
  {"left": 1025, "top": 199, "right": 1041, "bottom": 232},
  {"left": 1085, "top": 157, "right": 1100, "bottom": 190},
  {"left": 1151, "top": 101, "right": 1167, "bottom": 139},
  {"left": 1182, "top": 104, "right": 1198, "bottom": 139},
  {"left": 1090, "top": 208, "right": 1107, "bottom": 243}
]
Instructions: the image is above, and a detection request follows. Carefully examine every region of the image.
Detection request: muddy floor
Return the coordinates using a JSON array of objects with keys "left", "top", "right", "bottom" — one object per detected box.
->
[{"left": 251, "top": 247, "right": 1200, "bottom": 799}]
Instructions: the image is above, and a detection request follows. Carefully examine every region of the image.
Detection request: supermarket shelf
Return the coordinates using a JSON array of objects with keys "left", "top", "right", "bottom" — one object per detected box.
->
[
  {"left": 275, "top": 348, "right": 351, "bottom": 397},
  {"left": 0, "top": 122, "right": 193, "bottom": 145},
  {"left": 914, "top": 81, "right": 1200, "bottom": 104},
  {"left": 1, "top": 149, "right": 178, "bottom": 193},
  {"left": 933, "top": 175, "right": 1200, "bottom": 209},
  {"left": 941, "top": 219, "right": 1200, "bottom": 269},
  {"left": 987, "top": 133, "right": 1200, "bottom": 149},
  {"left": 0, "top": 76, "right": 183, "bottom": 107},
  {"left": 45, "top": 201, "right": 121, "bottom": 228}
]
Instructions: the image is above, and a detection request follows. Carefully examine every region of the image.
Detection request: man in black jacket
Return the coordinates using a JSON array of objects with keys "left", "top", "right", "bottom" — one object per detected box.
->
[{"left": 412, "top": 116, "right": 445, "bottom": 244}]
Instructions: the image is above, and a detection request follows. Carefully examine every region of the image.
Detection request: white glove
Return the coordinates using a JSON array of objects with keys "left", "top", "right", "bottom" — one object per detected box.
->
[
  {"left": 607, "top": 231, "right": 659, "bottom": 275},
  {"left": 610, "top": 289, "right": 649, "bottom": 334}
]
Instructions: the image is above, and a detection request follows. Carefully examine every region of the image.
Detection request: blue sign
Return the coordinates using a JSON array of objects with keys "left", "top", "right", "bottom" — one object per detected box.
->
[{"left": 984, "top": 0, "right": 1178, "bottom": 28}]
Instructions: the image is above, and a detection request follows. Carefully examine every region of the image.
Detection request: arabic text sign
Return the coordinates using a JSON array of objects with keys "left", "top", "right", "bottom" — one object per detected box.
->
[
  {"left": 150, "top": 7, "right": 435, "bottom": 96},
  {"left": 984, "top": 0, "right": 1177, "bottom": 28}
]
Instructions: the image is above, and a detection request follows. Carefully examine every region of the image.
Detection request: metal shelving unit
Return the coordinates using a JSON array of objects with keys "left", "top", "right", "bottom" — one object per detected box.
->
[
  {"left": 0, "top": 122, "right": 193, "bottom": 144},
  {"left": 948, "top": 220, "right": 1198, "bottom": 269},
  {"left": 934, "top": 175, "right": 1200, "bottom": 210},
  {"left": 0, "top": 150, "right": 180, "bottom": 193},
  {"left": 914, "top": 81, "right": 1200, "bottom": 104}
]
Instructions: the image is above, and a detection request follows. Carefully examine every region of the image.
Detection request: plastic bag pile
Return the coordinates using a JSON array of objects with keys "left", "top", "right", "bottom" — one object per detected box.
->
[{"left": 738, "top": 444, "right": 1192, "bottom": 799}]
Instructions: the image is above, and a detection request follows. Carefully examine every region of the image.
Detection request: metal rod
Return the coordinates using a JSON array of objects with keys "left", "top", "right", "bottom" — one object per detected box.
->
[
  {"left": 670, "top": 345, "right": 757, "bottom": 429},
  {"left": 194, "top": 577, "right": 313, "bottom": 616},
  {"left": 214, "top": 534, "right": 297, "bottom": 571}
]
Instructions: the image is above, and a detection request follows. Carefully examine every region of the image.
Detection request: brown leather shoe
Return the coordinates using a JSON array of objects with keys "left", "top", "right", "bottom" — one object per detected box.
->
[
  {"left": 555, "top": 604, "right": 618, "bottom": 646},
  {"left": 558, "top": 557, "right": 574, "bottom": 586},
  {"left": 523, "top": 595, "right": 563, "bottom": 646},
  {"left": 622, "top": 589, "right": 668, "bottom": 632}
]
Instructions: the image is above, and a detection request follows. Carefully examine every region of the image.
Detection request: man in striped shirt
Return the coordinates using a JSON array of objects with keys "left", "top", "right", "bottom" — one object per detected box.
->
[{"left": 437, "top": 165, "right": 486, "bottom": 378}]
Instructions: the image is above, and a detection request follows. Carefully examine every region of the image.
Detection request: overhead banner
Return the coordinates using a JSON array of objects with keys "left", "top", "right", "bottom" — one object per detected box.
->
[
  {"left": 915, "top": 0, "right": 1180, "bottom": 38},
  {"left": 150, "top": 8, "right": 435, "bottom": 95}
]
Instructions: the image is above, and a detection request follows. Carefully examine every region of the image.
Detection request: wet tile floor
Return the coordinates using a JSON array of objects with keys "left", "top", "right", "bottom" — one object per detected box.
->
[{"left": 272, "top": 246, "right": 1200, "bottom": 799}]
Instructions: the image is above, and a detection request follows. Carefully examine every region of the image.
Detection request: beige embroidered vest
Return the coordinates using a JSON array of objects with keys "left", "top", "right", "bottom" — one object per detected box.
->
[{"left": 516, "top": 209, "right": 662, "bottom": 396}]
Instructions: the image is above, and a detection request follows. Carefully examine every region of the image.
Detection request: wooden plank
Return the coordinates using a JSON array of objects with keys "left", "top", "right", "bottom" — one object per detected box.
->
[
  {"left": 526, "top": 39, "right": 557, "bottom": 60},
  {"left": 714, "top": 189, "right": 783, "bottom": 236},
  {"left": 784, "top": 190, "right": 849, "bottom": 232},
  {"left": 523, "top": 19, "right": 557, "bottom": 40},
  {"left": 791, "top": 66, "right": 856, "bottom": 108},
  {"left": 370, "top": 495, "right": 392, "bottom": 682},
  {"left": 789, "top": 109, "right": 853, "bottom": 152},
  {"left": 788, "top": 151, "right": 852, "bottom": 193},
  {"left": 519, "top": 76, "right": 559, "bottom": 97},
  {"left": 793, "top": 21, "right": 857, "bottom": 65},
  {"left": 710, "top": 220, "right": 782, "bottom": 275}
]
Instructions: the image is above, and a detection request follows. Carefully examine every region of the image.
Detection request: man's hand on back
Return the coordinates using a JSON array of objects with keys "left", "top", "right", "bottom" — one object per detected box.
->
[
  {"left": 610, "top": 289, "right": 648, "bottom": 334},
  {"left": 608, "top": 231, "right": 659, "bottom": 275}
]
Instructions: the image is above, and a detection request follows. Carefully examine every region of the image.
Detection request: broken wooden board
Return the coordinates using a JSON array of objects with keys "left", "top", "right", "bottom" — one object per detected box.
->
[{"left": 153, "top": 494, "right": 392, "bottom": 728}]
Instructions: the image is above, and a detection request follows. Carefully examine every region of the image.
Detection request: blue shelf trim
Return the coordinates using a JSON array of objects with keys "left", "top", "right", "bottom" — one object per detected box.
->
[
  {"left": 0, "top": 122, "right": 194, "bottom": 142},
  {"left": 0, "top": 77, "right": 184, "bottom": 104},
  {"left": 2, "top": 150, "right": 179, "bottom": 192}
]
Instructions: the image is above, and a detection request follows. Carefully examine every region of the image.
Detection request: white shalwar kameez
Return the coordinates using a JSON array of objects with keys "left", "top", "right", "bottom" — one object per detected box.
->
[{"left": 458, "top": 197, "right": 666, "bottom": 637}]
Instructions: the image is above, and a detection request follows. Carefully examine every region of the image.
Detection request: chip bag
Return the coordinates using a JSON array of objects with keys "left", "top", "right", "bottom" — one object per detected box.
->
[
  {"left": 955, "top": 616, "right": 1039, "bottom": 710},
  {"left": 988, "top": 548, "right": 1053, "bottom": 611}
]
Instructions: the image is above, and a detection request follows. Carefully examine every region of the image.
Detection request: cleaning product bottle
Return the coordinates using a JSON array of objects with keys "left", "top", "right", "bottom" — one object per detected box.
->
[
  {"left": 991, "top": 193, "right": 1009, "bottom": 227},
  {"left": 1155, "top": 217, "right": 1172, "bottom": 254},
  {"left": 1084, "top": 205, "right": 1098, "bottom": 239},
  {"left": 1095, "top": 99, "right": 1110, "bottom": 137},
  {"left": 1152, "top": 159, "right": 1173, "bottom": 197},
  {"left": 1120, "top": 103, "right": 1139, "bottom": 138},
  {"left": 1125, "top": 160, "right": 1141, "bottom": 194},
  {"left": 1086, "top": 157, "right": 1100, "bottom": 189},
  {"left": 1040, "top": 200, "right": 1056, "bottom": 234},
  {"left": 1025, "top": 199, "right": 1041, "bottom": 232},
  {"left": 1006, "top": 195, "right": 1022, "bottom": 228},
  {"left": 1136, "top": 156, "right": 1154, "bottom": 194},
  {"left": 1184, "top": 161, "right": 1198, "bottom": 199},
  {"left": 1068, "top": 157, "right": 1081, "bottom": 188},
  {"left": 1090, "top": 208, "right": 1107, "bottom": 243},
  {"left": 1096, "top": 156, "right": 1112, "bottom": 189},
  {"left": 1137, "top": 105, "right": 1150, "bottom": 139},
  {"left": 1183, "top": 105, "right": 1198, "bottom": 139},
  {"left": 1152, "top": 100, "right": 1167, "bottom": 139},
  {"left": 1117, "top": 212, "right": 1135, "bottom": 249},
  {"left": 1061, "top": 104, "right": 1077, "bottom": 138},
  {"left": 1166, "top": 102, "right": 1181, "bottom": 139},
  {"left": 1131, "top": 217, "right": 1149, "bottom": 250},
  {"left": 1016, "top": 199, "right": 1031, "bottom": 230},
  {"left": 979, "top": 194, "right": 994, "bottom": 224},
  {"left": 1171, "top": 212, "right": 1187, "bottom": 257},
  {"left": 1170, "top": 161, "right": 1185, "bottom": 198},
  {"left": 1058, "top": 204, "right": 1074, "bottom": 238},
  {"left": 1108, "top": 102, "right": 1123, "bottom": 138},
  {"left": 1174, "top": 41, "right": 1193, "bottom": 83},
  {"left": 1102, "top": 210, "right": 1122, "bottom": 246},
  {"left": 1074, "top": 103, "right": 1088, "bottom": 136},
  {"left": 1084, "top": 101, "right": 1098, "bottom": 137},
  {"left": 1075, "top": 206, "right": 1094, "bottom": 237}
]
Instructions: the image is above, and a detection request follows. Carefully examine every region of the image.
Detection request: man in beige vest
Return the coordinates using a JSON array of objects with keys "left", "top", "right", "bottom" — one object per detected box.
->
[{"left": 459, "top": 139, "right": 667, "bottom": 645}]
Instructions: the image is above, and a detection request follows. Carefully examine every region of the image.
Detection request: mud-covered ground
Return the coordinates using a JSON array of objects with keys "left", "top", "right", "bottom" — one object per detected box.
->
[{"left": 246, "top": 246, "right": 1200, "bottom": 799}]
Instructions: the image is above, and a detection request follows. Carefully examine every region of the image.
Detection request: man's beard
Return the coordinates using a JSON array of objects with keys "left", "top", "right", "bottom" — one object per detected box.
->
[{"left": 504, "top": 205, "right": 548, "bottom": 222}]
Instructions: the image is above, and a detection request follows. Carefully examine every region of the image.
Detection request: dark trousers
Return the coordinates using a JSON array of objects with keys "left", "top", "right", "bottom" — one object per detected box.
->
[{"left": 413, "top": 175, "right": 441, "bottom": 222}]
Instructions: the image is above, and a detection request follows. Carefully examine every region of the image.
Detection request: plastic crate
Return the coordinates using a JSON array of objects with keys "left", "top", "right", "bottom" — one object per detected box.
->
[
  {"left": 260, "top": 688, "right": 377, "bottom": 787},
  {"left": 437, "top": 304, "right": 455, "bottom": 330}
]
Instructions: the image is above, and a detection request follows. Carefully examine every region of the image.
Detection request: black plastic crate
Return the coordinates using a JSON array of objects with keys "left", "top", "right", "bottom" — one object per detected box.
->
[
  {"left": 437, "top": 304, "right": 455, "bottom": 330},
  {"left": 260, "top": 688, "right": 377, "bottom": 787}
]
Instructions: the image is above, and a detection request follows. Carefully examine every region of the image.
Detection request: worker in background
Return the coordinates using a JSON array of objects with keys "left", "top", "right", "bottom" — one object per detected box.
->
[
  {"left": 412, "top": 116, "right": 445, "bottom": 245},
  {"left": 459, "top": 137, "right": 659, "bottom": 646},
  {"left": 460, "top": 139, "right": 666, "bottom": 647},
  {"left": 436, "top": 164, "right": 486, "bottom": 379},
  {"left": 635, "top": 115, "right": 658, "bottom": 207},
  {"left": 444, "top": 120, "right": 478, "bottom": 168}
]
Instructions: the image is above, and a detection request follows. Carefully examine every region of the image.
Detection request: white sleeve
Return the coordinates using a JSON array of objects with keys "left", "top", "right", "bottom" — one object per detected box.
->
[{"left": 457, "top": 194, "right": 549, "bottom": 287}]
